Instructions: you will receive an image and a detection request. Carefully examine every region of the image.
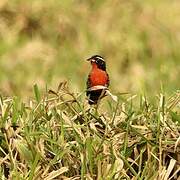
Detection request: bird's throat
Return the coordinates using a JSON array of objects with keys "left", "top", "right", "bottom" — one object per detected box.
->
[{"left": 91, "top": 62, "right": 98, "bottom": 69}]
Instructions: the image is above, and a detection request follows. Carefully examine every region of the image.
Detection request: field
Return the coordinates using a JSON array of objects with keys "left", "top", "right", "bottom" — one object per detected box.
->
[{"left": 0, "top": 0, "right": 179, "bottom": 179}]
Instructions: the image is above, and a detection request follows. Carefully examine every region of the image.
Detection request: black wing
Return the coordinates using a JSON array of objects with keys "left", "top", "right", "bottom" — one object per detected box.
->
[
  {"left": 106, "top": 72, "right": 110, "bottom": 87},
  {"left": 86, "top": 74, "right": 91, "bottom": 90}
]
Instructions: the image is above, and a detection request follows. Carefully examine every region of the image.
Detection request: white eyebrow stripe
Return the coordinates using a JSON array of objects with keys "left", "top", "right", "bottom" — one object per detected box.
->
[{"left": 96, "top": 56, "right": 105, "bottom": 61}]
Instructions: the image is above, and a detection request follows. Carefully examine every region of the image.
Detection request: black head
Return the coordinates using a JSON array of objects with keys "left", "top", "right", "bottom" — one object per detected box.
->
[{"left": 87, "top": 55, "right": 106, "bottom": 71}]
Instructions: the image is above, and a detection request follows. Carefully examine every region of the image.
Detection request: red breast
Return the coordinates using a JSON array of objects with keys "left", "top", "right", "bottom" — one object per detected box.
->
[{"left": 89, "top": 62, "right": 108, "bottom": 87}]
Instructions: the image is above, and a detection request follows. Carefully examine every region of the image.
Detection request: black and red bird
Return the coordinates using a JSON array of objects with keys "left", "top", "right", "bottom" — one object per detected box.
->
[{"left": 86, "top": 55, "right": 110, "bottom": 105}]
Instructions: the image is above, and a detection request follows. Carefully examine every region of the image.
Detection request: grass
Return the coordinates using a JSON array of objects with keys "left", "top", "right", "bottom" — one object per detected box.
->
[{"left": 0, "top": 82, "right": 179, "bottom": 179}]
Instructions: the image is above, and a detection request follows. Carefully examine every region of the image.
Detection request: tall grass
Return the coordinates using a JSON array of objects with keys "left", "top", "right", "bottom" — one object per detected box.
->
[{"left": 0, "top": 83, "right": 179, "bottom": 179}]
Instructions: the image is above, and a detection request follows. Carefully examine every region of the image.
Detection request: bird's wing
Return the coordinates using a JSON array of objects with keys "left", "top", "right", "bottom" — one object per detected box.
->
[
  {"left": 86, "top": 74, "right": 91, "bottom": 89},
  {"left": 106, "top": 72, "right": 110, "bottom": 87}
]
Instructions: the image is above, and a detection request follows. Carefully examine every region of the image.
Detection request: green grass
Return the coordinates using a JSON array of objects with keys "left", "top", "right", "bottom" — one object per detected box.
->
[{"left": 0, "top": 83, "right": 179, "bottom": 179}]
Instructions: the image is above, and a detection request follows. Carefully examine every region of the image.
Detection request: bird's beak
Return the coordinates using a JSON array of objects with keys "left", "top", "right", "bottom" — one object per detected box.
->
[{"left": 87, "top": 58, "right": 95, "bottom": 62}]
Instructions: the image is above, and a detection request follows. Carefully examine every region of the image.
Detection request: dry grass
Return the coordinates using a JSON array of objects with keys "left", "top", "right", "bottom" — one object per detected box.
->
[{"left": 0, "top": 82, "right": 179, "bottom": 179}]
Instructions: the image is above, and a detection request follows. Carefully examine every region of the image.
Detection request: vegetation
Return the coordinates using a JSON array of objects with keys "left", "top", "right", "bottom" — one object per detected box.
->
[
  {"left": 0, "top": 83, "right": 179, "bottom": 179},
  {"left": 0, "top": 0, "right": 179, "bottom": 179}
]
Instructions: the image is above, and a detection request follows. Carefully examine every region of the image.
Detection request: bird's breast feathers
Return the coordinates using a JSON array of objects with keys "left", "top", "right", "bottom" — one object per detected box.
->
[{"left": 89, "top": 69, "right": 109, "bottom": 87}]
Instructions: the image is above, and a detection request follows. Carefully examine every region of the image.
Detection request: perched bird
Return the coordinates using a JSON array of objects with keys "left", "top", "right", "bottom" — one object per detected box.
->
[{"left": 86, "top": 55, "right": 110, "bottom": 105}]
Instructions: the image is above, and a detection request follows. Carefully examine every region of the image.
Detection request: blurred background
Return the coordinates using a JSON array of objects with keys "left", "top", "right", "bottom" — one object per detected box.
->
[{"left": 0, "top": 0, "right": 179, "bottom": 99}]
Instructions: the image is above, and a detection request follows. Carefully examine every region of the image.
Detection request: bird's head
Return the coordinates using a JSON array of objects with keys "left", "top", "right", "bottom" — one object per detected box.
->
[{"left": 87, "top": 55, "right": 106, "bottom": 71}]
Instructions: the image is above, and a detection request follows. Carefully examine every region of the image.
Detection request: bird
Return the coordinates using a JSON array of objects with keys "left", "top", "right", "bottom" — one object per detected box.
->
[{"left": 86, "top": 55, "right": 110, "bottom": 105}]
